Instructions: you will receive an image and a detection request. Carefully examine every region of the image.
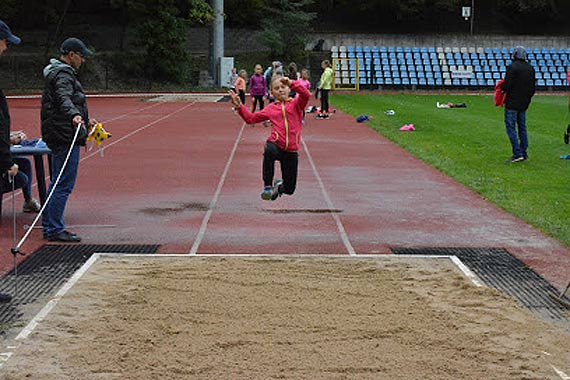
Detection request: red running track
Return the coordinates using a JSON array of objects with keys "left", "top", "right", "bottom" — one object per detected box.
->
[{"left": 1, "top": 95, "right": 569, "bottom": 290}]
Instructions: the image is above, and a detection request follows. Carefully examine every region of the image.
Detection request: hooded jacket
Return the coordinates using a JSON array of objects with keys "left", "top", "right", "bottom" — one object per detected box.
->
[
  {"left": 501, "top": 48, "right": 536, "bottom": 112},
  {"left": 237, "top": 80, "right": 309, "bottom": 152},
  {"left": 41, "top": 58, "right": 89, "bottom": 149},
  {"left": 0, "top": 89, "right": 14, "bottom": 173}
]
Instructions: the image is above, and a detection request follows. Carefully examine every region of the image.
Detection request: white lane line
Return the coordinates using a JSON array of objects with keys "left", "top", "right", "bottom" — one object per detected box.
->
[
  {"left": 15, "top": 253, "right": 101, "bottom": 341},
  {"left": 301, "top": 139, "right": 356, "bottom": 256},
  {"left": 1, "top": 101, "right": 167, "bottom": 208},
  {"left": 189, "top": 122, "right": 247, "bottom": 255},
  {"left": 553, "top": 366, "right": 570, "bottom": 380},
  {"left": 81, "top": 101, "right": 197, "bottom": 161}
]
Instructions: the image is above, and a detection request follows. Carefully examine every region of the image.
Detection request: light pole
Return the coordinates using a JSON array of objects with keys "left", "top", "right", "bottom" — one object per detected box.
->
[{"left": 470, "top": 0, "right": 475, "bottom": 35}]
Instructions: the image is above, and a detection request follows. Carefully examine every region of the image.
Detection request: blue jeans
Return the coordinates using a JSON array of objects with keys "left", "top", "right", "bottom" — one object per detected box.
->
[
  {"left": 12, "top": 157, "right": 33, "bottom": 201},
  {"left": 42, "top": 146, "right": 80, "bottom": 236},
  {"left": 505, "top": 109, "right": 528, "bottom": 158},
  {"left": 0, "top": 171, "right": 28, "bottom": 196}
]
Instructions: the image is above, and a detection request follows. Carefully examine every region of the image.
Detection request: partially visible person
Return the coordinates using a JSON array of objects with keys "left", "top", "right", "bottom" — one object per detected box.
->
[
  {"left": 0, "top": 18, "right": 22, "bottom": 303},
  {"left": 264, "top": 61, "right": 284, "bottom": 104},
  {"left": 288, "top": 62, "right": 299, "bottom": 97},
  {"left": 501, "top": 46, "right": 536, "bottom": 163},
  {"left": 235, "top": 69, "right": 247, "bottom": 106},
  {"left": 41, "top": 37, "right": 97, "bottom": 242},
  {"left": 317, "top": 60, "right": 333, "bottom": 119},
  {"left": 249, "top": 64, "right": 266, "bottom": 114},
  {"left": 228, "top": 76, "right": 310, "bottom": 201},
  {"left": 10, "top": 131, "right": 41, "bottom": 212},
  {"left": 299, "top": 68, "right": 311, "bottom": 94},
  {"left": 228, "top": 67, "right": 238, "bottom": 92}
]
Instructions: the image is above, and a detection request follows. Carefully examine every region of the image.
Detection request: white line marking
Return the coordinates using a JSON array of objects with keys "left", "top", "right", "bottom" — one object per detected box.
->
[
  {"left": 1, "top": 101, "right": 164, "bottom": 208},
  {"left": 15, "top": 253, "right": 101, "bottom": 341},
  {"left": 301, "top": 139, "right": 356, "bottom": 256},
  {"left": 7, "top": 92, "right": 226, "bottom": 100},
  {"left": 81, "top": 101, "right": 197, "bottom": 162},
  {"left": 450, "top": 256, "right": 484, "bottom": 287},
  {"left": 553, "top": 366, "right": 570, "bottom": 380},
  {"left": 189, "top": 123, "right": 247, "bottom": 255}
]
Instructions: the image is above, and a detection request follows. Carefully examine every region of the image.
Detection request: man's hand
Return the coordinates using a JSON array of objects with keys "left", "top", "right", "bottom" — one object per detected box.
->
[
  {"left": 7, "top": 163, "right": 18, "bottom": 177},
  {"left": 72, "top": 115, "right": 84, "bottom": 127},
  {"left": 10, "top": 131, "right": 26, "bottom": 144}
]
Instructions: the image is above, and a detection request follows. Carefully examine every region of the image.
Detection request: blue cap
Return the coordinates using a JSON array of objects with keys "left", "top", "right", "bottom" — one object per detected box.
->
[
  {"left": 0, "top": 19, "right": 21, "bottom": 45},
  {"left": 60, "top": 37, "right": 93, "bottom": 57}
]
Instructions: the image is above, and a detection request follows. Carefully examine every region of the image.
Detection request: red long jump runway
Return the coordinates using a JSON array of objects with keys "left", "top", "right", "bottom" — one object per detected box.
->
[{"left": 1, "top": 95, "right": 569, "bottom": 290}]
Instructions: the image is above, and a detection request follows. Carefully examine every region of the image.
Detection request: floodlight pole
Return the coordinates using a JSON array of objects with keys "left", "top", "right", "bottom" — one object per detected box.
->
[
  {"left": 209, "top": 0, "right": 224, "bottom": 86},
  {"left": 470, "top": 0, "right": 475, "bottom": 35}
]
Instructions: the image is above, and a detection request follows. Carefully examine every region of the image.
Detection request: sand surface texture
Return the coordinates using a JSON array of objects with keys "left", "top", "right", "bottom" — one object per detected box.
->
[{"left": 2, "top": 256, "right": 569, "bottom": 380}]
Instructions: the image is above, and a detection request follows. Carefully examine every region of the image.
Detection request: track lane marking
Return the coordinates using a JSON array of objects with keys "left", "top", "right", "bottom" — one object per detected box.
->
[
  {"left": 301, "top": 139, "right": 356, "bottom": 256},
  {"left": 189, "top": 122, "right": 247, "bottom": 255}
]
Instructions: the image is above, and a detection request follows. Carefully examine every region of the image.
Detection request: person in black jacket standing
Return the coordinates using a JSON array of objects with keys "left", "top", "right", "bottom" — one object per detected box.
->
[
  {"left": 501, "top": 46, "right": 536, "bottom": 163},
  {"left": 41, "top": 37, "right": 96, "bottom": 242},
  {"left": 0, "top": 19, "right": 22, "bottom": 303}
]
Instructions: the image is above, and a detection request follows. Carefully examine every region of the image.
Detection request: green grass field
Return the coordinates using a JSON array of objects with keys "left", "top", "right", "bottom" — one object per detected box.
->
[{"left": 332, "top": 92, "right": 570, "bottom": 246}]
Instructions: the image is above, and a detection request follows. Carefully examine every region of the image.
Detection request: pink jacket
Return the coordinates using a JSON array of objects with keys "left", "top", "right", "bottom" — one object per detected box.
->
[{"left": 237, "top": 80, "right": 310, "bottom": 152}]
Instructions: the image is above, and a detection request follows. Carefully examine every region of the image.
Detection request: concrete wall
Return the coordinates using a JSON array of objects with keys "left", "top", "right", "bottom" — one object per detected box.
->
[{"left": 306, "top": 33, "right": 570, "bottom": 51}]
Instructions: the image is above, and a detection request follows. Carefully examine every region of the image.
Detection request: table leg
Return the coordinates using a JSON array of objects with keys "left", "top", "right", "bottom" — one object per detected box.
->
[{"left": 33, "top": 154, "right": 47, "bottom": 205}]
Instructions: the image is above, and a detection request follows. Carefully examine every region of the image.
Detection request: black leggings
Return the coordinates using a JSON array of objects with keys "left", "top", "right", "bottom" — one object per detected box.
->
[
  {"left": 238, "top": 90, "right": 246, "bottom": 105},
  {"left": 251, "top": 95, "right": 264, "bottom": 112},
  {"left": 320, "top": 89, "right": 330, "bottom": 113},
  {"left": 262, "top": 142, "right": 298, "bottom": 195}
]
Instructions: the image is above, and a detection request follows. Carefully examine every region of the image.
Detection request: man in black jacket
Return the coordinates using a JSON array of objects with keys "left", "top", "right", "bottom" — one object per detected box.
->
[
  {"left": 41, "top": 37, "right": 96, "bottom": 242},
  {"left": 0, "top": 19, "right": 22, "bottom": 303},
  {"left": 501, "top": 46, "right": 536, "bottom": 163}
]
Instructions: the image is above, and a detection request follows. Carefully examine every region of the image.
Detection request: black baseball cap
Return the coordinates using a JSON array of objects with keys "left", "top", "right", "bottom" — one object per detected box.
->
[
  {"left": 0, "top": 19, "right": 21, "bottom": 45},
  {"left": 60, "top": 37, "right": 93, "bottom": 57}
]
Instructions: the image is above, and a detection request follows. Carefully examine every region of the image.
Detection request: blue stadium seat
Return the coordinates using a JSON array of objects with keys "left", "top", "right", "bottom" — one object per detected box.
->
[
  {"left": 546, "top": 79, "right": 554, "bottom": 87},
  {"left": 555, "top": 79, "right": 562, "bottom": 86},
  {"left": 402, "top": 78, "right": 410, "bottom": 85},
  {"left": 537, "top": 79, "right": 546, "bottom": 86}
]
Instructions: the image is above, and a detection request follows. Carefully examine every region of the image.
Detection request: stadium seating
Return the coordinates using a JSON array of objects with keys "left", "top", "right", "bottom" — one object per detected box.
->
[{"left": 331, "top": 45, "right": 570, "bottom": 89}]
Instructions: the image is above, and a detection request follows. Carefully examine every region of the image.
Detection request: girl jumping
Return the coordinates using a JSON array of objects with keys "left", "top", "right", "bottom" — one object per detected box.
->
[{"left": 229, "top": 76, "right": 310, "bottom": 201}]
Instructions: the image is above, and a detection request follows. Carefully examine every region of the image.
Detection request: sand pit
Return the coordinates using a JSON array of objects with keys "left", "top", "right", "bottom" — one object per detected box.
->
[{"left": 2, "top": 256, "right": 569, "bottom": 379}]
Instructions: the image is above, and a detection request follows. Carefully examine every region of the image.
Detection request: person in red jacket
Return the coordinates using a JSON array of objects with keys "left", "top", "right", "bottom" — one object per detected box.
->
[{"left": 229, "top": 75, "right": 310, "bottom": 201}]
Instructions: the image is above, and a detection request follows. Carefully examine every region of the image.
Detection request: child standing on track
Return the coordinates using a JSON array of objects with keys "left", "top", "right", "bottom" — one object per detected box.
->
[
  {"left": 249, "top": 64, "right": 266, "bottom": 113},
  {"left": 317, "top": 60, "right": 333, "bottom": 119},
  {"left": 234, "top": 69, "right": 247, "bottom": 106},
  {"left": 299, "top": 68, "right": 311, "bottom": 93},
  {"left": 229, "top": 76, "right": 310, "bottom": 201}
]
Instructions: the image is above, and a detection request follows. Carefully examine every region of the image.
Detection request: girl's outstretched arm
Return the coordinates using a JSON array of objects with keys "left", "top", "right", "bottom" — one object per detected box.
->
[{"left": 228, "top": 90, "right": 270, "bottom": 124}]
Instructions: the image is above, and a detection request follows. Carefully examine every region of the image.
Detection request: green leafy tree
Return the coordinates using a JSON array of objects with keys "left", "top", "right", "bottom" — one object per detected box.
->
[
  {"left": 257, "top": 0, "right": 315, "bottom": 61},
  {"left": 111, "top": 0, "right": 213, "bottom": 83}
]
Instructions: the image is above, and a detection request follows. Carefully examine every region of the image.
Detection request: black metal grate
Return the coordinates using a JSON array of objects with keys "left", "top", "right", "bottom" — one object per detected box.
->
[
  {"left": 392, "top": 247, "right": 570, "bottom": 322},
  {"left": 0, "top": 244, "right": 159, "bottom": 334}
]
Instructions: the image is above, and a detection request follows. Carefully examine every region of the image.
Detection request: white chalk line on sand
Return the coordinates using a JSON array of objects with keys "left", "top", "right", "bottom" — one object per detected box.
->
[
  {"left": 301, "top": 139, "right": 356, "bottom": 256},
  {"left": 5, "top": 253, "right": 567, "bottom": 379},
  {"left": 189, "top": 122, "right": 247, "bottom": 255}
]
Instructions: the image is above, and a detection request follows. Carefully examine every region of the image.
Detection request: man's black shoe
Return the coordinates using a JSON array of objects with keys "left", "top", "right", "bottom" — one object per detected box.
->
[
  {"left": 0, "top": 293, "right": 13, "bottom": 303},
  {"left": 565, "top": 124, "right": 570, "bottom": 145},
  {"left": 48, "top": 231, "right": 81, "bottom": 242}
]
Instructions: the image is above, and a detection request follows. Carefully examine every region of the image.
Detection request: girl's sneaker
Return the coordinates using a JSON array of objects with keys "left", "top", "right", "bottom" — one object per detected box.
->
[
  {"left": 271, "top": 179, "right": 283, "bottom": 200},
  {"left": 261, "top": 186, "right": 273, "bottom": 200}
]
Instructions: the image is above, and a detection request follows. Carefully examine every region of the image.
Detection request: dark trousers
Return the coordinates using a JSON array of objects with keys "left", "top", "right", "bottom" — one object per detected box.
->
[
  {"left": 251, "top": 95, "right": 264, "bottom": 112},
  {"left": 238, "top": 90, "right": 246, "bottom": 105},
  {"left": 263, "top": 142, "right": 298, "bottom": 195},
  {"left": 320, "top": 89, "right": 330, "bottom": 113}
]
